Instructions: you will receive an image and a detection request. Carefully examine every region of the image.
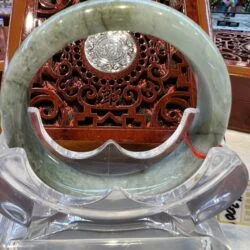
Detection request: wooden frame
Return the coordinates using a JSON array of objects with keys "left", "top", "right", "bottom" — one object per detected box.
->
[
  {"left": 8, "top": 0, "right": 249, "bottom": 79},
  {"left": 7, "top": 0, "right": 212, "bottom": 63},
  {"left": 13, "top": 0, "right": 250, "bottom": 79},
  {"left": 5, "top": 0, "right": 27, "bottom": 66},
  {"left": 0, "top": 27, "right": 7, "bottom": 71},
  {"left": 5, "top": 0, "right": 212, "bottom": 150}
]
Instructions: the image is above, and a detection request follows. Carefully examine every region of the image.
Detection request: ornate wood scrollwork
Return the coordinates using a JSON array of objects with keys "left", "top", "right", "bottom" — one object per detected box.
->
[
  {"left": 36, "top": 0, "right": 184, "bottom": 17},
  {"left": 214, "top": 30, "right": 250, "bottom": 66},
  {"left": 31, "top": 34, "right": 196, "bottom": 128},
  {"left": 26, "top": 0, "right": 197, "bottom": 147}
]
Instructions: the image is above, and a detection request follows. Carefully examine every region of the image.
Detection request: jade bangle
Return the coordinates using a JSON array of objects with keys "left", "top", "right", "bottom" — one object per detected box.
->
[{"left": 1, "top": 0, "right": 231, "bottom": 197}]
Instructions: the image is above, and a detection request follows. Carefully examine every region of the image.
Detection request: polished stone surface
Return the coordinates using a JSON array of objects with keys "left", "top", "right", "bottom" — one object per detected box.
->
[{"left": 0, "top": 0, "right": 231, "bottom": 197}]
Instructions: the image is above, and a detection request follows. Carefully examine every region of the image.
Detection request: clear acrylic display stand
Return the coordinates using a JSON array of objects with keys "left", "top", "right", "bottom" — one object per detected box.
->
[
  {"left": 0, "top": 108, "right": 247, "bottom": 250},
  {"left": 0, "top": 1, "right": 248, "bottom": 249}
]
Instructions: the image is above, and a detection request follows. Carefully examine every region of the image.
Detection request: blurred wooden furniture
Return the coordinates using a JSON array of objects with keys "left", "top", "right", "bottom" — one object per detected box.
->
[
  {"left": 6, "top": 0, "right": 211, "bottom": 151},
  {"left": 214, "top": 30, "right": 250, "bottom": 78},
  {"left": 229, "top": 75, "right": 250, "bottom": 133},
  {"left": 0, "top": 0, "right": 11, "bottom": 72},
  {"left": 0, "top": 27, "right": 7, "bottom": 72},
  {"left": 214, "top": 30, "right": 250, "bottom": 132},
  {"left": 210, "top": 1, "right": 250, "bottom": 132}
]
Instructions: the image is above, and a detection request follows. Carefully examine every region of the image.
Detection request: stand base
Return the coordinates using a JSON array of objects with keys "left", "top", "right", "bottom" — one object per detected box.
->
[
  {"left": 1, "top": 220, "right": 230, "bottom": 250},
  {"left": 7, "top": 237, "right": 229, "bottom": 250},
  {"left": 1, "top": 218, "right": 231, "bottom": 250}
]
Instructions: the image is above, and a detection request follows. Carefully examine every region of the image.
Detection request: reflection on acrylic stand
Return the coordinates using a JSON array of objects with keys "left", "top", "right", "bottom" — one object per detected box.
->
[
  {"left": 0, "top": 108, "right": 247, "bottom": 249},
  {"left": 0, "top": 1, "right": 248, "bottom": 249}
]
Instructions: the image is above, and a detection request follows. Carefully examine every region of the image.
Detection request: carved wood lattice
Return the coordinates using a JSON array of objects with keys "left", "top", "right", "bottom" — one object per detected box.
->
[
  {"left": 36, "top": 0, "right": 184, "bottom": 17},
  {"left": 26, "top": 0, "right": 197, "bottom": 146},
  {"left": 214, "top": 30, "right": 250, "bottom": 66}
]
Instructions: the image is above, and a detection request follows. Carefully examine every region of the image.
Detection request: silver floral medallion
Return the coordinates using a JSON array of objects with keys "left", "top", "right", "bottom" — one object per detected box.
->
[{"left": 84, "top": 31, "right": 137, "bottom": 73}]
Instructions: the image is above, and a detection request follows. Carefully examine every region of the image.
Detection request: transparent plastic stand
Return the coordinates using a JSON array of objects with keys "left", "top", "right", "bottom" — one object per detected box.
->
[
  {"left": 1, "top": 220, "right": 234, "bottom": 250},
  {"left": 0, "top": 109, "right": 247, "bottom": 250},
  {"left": 0, "top": 1, "right": 248, "bottom": 249}
]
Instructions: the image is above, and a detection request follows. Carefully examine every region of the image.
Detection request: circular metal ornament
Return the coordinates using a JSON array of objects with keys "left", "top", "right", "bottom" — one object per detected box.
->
[{"left": 84, "top": 31, "right": 137, "bottom": 73}]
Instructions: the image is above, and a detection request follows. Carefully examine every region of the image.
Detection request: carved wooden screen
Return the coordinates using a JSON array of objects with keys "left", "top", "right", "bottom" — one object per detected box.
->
[
  {"left": 14, "top": 0, "right": 210, "bottom": 150},
  {"left": 214, "top": 30, "right": 250, "bottom": 69},
  {"left": 209, "top": 1, "right": 250, "bottom": 78},
  {"left": 210, "top": 1, "right": 250, "bottom": 133}
]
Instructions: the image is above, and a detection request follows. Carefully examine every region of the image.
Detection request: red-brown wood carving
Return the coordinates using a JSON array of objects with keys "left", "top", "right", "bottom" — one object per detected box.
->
[
  {"left": 31, "top": 34, "right": 196, "bottom": 128},
  {"left": 23, "top": 0, "right": 198, "bottom": 148},
  {"left": 36, "top": 0, "right": 184, "bottom": 16},
  {"left": 214, "top": 30, "right": 250, "bottom": 67}
]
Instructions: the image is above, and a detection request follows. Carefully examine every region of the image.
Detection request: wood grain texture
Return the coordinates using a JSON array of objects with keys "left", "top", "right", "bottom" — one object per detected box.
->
[
  {"left": 5, "top": 0, "right": 27, "bottom": 66},
  {"left": 229, "top": 75, "right": 250, "bottom": 133}
]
